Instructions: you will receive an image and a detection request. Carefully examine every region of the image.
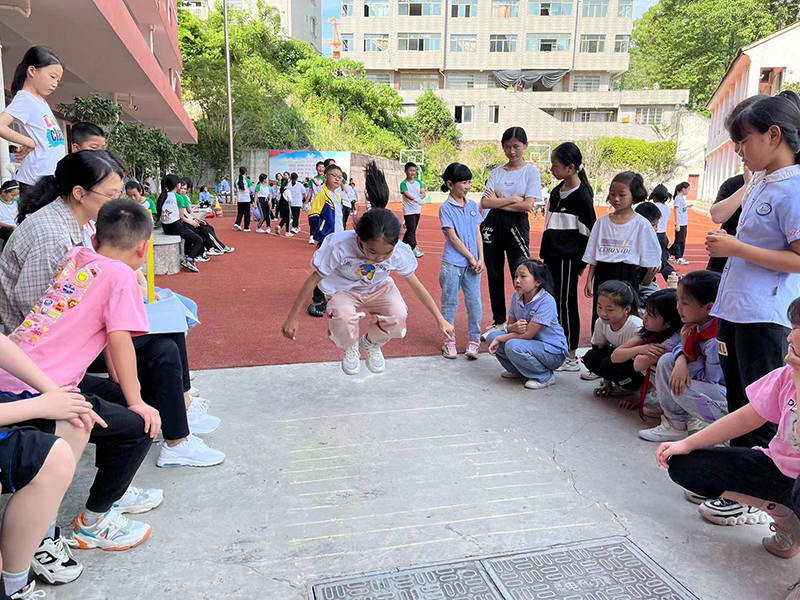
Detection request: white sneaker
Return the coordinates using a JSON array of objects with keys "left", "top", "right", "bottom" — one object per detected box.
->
[
  {"left": 256, "top": 228, "right": 266, "bottom": 233},
  {"left": 285, "top": 232, "right": 295, "bottom": 237},
  {"left": 638, "top": 415, "right": 687, "bottom": 442},
  {"left": 556, "top": 357, "right": 580, "bottom": 372},
  {"left": 308, "top": 236, "right": 316, "bottom": 245},
  {"left": 32, "top": 527, "right": 83, "bottom": 584},
  {"left": 234, "top": 224, "right": 242, "bottom": 231},
  {"left": 207, "top": 248, "right": 225, "bottom": 256},
  {"left": 156, "top": 434, "right": 225, "bottom": 468},
  {"left": 243, "top": 228, "right": 251, "bottom": 232},
  {"left": 524, "top": 375, "right": 555, "bottom": 390},
  {"left": 360, "top": 334, "right": 386, "bottom": 373},
  {"left": 480, "top": 323, "right": 507, "bottom": 341},
  {"left": 69, "top": 510, "right": 152, "bottom": 551},
  {"left": 187, "top": 398, "right": 221, "bottom": 434},
  {"left": 642, "top": 403, "right": 664, "bottom": 419},
  {"left": 10, "top": 581, "right": 45, "bottom": 599},
  {"left": 413, "top": 247, "right": 425, "bottom": 258},
  {"left": 341, "top": 343, "right": 361, "bottom": 375},
  {"left": 112, "top": 485, "right": 165, "bottom": 514},
  {"left": 501, "top": 371, "right": 523, "bottom": 379},
  {"left": 266, "top": 227, "right": 271, "bottom": 234},
  {"left": 686, "top": 417, "right": 709, "bottom": 435},
  {"left": 699, "top": 498, "right": 769, "bottom": 526},
  {"left": 224, "top": 246, "right": 235, "bottom": 253},
  {"left": 676, "top": 258, "right": 690, "bottom": 265},
  {"left": 580, "top": 370, "right": 600, "bottom": 381}
]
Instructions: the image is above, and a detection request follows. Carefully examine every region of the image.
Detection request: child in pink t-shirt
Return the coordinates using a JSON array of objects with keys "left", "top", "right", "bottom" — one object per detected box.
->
[{"left": 656, "top": 297, "right": 800, "bottom": 598}]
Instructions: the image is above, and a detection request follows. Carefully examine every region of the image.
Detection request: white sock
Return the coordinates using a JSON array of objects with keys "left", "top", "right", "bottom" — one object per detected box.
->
[
  {"left": 2, "top": 568, "right": 29, "bottom": 596},
  {"left": 46, "top": 517, "right": 57, "bottom": 540},
  {"left": 82, "top": 509, "right": 106, "bottom": 526}
]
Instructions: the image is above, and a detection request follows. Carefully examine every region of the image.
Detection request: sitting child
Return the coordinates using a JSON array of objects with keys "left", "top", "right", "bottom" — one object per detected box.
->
[
  {"left": 640, "top": 270, "right": 726, "bottom": 442},
  {"left": 634, "top": 201, "right": 670, "bottom": 301},
  {"left": 582, "top": 280, "right": 643, "bottom": 396},
  {"left": 607, "top": 289, "right": 681, "bottom": 410},
  {"left": 657, "top": 296, "right": 800, "bottom": 600},
  {"left": 486, "top": 259, "right": 568, "bottom": 390}
]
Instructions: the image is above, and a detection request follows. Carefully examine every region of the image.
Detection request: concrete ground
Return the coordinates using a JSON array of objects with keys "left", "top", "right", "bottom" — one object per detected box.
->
[{"left": 46, "top": 355, "right": 795, "bottom": 600}]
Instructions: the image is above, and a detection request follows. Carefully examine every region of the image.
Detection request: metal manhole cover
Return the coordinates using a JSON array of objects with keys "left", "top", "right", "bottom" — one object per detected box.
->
[
  {"left": 311, "top": 561, "right": 502, "bottom": 600},
  {"left": 484, "top": 537, "right": 697, "bottom": 599}
]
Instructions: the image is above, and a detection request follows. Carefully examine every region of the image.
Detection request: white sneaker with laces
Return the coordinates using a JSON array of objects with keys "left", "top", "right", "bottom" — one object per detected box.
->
[
  {"left": 207, "top": 248, "right": 225, "bottom": 256},
  {"left": 31, "top": 527, "right": 83, "bottom": 584},
  {"left": 156, "top": 434, "right": 225, "bottom": 468},
  {"left": 223, "top": 246, "right": 235, "bottom": 253},
  {"left": 187, "top": 398, "right": 221, "bottom": 434},
  {"left": 638, "top": 416, "right": 687, "bottom": 442},
  {"left": 112, "top": 485, "right": 165, "bottom": 514},
  {"left": 676, "top": 258, "right": 690, "bottom": 265},
  {"left": 10, "top": 581, "right": 45, "bottom": 599},
  {"left": 69, "top": 510, "right": 152, "bottom": 551},
  {"left": 699, "top": 498, "right": 769, "bottom": 526},
  {"left": 524, "top": 375, "right": 555, "bottom": 390},
  {"left": 556, "top": 357, "right": 580, "bottom": 372},
  {"left": 341, "top": 343, "right": 361, "bottom": 375},
  {"left": 480, "top": 323, "right": 507, "bottom": 341},
  {"left": 360, "top": 334, "right": 386, "bottom": 373}
]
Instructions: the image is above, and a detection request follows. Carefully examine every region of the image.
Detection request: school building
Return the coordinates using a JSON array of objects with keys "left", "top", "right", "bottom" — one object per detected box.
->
[
  {"left": 702, "top": 21, "right": 800, "bottom": 201},
  {"left": 339, "top": 0, "right": 689, "bottom": 143}
]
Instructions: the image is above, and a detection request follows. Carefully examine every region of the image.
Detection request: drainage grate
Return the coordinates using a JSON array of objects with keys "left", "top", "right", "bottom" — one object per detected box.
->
[{"left": 310, "top": 537, "right": 698, "bottom": 600}]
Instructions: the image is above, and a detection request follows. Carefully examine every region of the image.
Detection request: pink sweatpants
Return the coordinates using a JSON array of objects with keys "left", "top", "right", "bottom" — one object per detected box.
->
[{"left": 326, "top": 279, "right": 408, "bottom": 349}]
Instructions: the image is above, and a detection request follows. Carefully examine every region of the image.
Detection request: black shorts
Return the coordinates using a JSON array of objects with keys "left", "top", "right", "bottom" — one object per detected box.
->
[{"left": 0, "top": 425, "right": 58, "bottom": 493}]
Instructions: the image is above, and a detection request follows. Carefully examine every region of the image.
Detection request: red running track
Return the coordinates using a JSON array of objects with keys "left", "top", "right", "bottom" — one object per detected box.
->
[{"left": 156, "top": 206, "right": 716, "bottom": 370}]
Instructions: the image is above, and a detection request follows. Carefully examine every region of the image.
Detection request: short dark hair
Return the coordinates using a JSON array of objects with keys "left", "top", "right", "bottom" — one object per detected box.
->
[
  {"left": 71, "top": 122, "right": 106, "bottom": 146},
  {"left": 643, "top": 289, "right": 681, "bottom": 339},
  {"left": 649, "top": 184, "right": 671, "bottom": 202},
  {"left": 678, "top": 270, "right": 721, "bottom": 305},
  {"left": 324, "top": 164, "right": 342, "bottom": 176},
  {"left": 501, "top": 126, "right": 528, "bottom": 145},
  {"left": 514, "top": 258, "right": 555, "bottom": 297},
  {"left": 404, "top": 162, "right": 417, "bottom": 172},
  {"left": 788, "top": 296, "right": 800, "bottom": 327},
  {"left": 95, "top": 199, "right": 152, "bottom": 250},
  {"left": 440, "top": 162, "right": 473, "bottom": 192},
  {"left": 125, "top": 180, "right": 143, "bottom": 193},
  {"left": 597, "top": 279, "right": 639, "bottom": 314},
  {"left": 611, "top": 171, "right": 648, "bottom": 204},
  {"left": 728, "top": 91, "right": 800, "bottom": 164},
  {"left": 635, "top": 201, "right": 661, "bottom": 224}
]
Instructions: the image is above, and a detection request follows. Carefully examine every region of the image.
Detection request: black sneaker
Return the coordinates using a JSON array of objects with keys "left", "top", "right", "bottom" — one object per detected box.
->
[
  {"left": 307, "top": 303, "right": 325, "bottom": 317},
  {"left": 31, "top": 527, "right": 83, "bottom": 584}
]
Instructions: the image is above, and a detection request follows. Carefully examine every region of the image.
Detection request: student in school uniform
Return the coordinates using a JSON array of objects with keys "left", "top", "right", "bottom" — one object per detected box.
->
[
  {"left": 0, "top": 180, "right": 20, "bottom": 246},
  {"left": 400, "top": 162, "right": 427, "bottom": 258}
]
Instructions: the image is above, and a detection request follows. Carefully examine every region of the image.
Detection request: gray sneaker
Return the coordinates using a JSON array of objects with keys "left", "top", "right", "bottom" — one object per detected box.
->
[
  {"left": 556, "top": 357, "right": 580, "bottom": 372},
  {"left": 341, "top": 343, "right": 361, "bottom": 375},
  {"left": 359, "top": 334, "right": 386, "bottom": 373},
  {"left": 413, "top": 247, "right": 425, "bottom": 258}
]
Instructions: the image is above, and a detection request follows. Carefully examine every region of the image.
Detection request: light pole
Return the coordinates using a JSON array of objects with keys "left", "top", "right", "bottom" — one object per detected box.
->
[{"left": 223, "top": 0, "right": 235, "bottom": 201}]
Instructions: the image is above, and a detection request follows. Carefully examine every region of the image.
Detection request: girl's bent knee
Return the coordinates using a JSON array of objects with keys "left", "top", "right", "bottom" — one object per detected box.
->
[{"left": 41, "top": 438, "right": 77, "bottom": 487}]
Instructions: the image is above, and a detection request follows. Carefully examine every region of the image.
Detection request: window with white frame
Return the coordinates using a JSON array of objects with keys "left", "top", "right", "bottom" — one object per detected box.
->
[
  {"left": 399, "top": 72, "right": 439, "bottom": 90},
  {"left": 451, "top": 0, "right": 478, "bottom": 17},
  {"left": 454, "top": 105, "right": 474, "bottom": 123},
  {"left": 527, "top": 33, "right": 570, "bottom": 52},
  {"left": 341, "top": 34, "right": 353, "bottom": 51},
  {"left": 448, "top": 74, "right": 475, "bottom": 88},
  {"left": 490, "top": 34, "right": 517, "bottom": 52},
  {"left": 582, "top": 0, "right": 607, "bottom": 17},
  {"left": 488, "top": 105, "right": 500, "bottom": 123},
  {"left": 579, "top": 110, "right": 615, "bottom": 122},
  {"left": 398, "top": 0, "right": 443, "bottom": 16},
  {"left": 366, "top": 72, "right": 392, "bottom": 85},
  {"left": 614, "top": 35, "right": 629, "bottom": 53},
  {"left": 364, "top": 34, "right": 389, "bottom": 51},
  {"left": 341, "top": 0, "right": 353, "bottom": 16},
  {"left": 635, "top": 107, "right": 663, "bottom": 125},
  {"left": 491, "top": 0, "right": 519, "bottom": 17},
  {"left": 364, "top": 0, "right": 389, "bottom": 17},
  {"left": 579, "top": 34, "right": 605, "bottom": 53},
  {"left": 572, "top": 74, "right": 601, "bottom": 91},
  {"left": 618, "top": 0, "right": 632, "bottom": 17},
  {"left": 398, "top": 33, "right": 441, "bottom": 51},
  {"left": 529, "top": 0, "right": 573, "bottom": 15},
  {"left": 451, "top": 34, "right": 477, "bottom": 52}
]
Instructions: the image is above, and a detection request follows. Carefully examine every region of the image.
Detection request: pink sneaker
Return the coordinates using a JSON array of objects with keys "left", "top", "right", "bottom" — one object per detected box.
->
[
  {"left": 442, "top": 340, "right": 457, "bottom": 359},
  {"left": 465, "top": 340, "right": 480, "bottom": 359}
]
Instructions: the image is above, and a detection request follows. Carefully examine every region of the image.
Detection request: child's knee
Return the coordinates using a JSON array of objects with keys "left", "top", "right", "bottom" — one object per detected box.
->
[
  {"left": 40, "top": 438, "right": 77, "bottom": 489},
  {"left": 504, "top": 338, "right": 525, "bottom": 357}
]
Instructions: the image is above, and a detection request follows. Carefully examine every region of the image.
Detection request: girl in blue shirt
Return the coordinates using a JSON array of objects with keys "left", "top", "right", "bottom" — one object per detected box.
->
[
  {"left": 486, "top": 259, "right": 568, "bottom": 390},
  {"left": 703, "top": 91, "right": 800, "bottom": 524}
]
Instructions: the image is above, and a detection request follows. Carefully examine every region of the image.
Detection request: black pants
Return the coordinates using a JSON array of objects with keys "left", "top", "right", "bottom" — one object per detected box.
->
[
  {"left": 278, "top": 200, "right": 291, "bottom": 233},
  {"left": 342, "top": 205, "right": 351, "bottom": 230},
  {"left": 403, "top": 213, "right": 420, "bottom": 249},
  {"left": 69, "top": 377, "right": 153, "bottom": 513},
  {"left": 198, "top": 222, "right": 226, "bottom": 252},
  {"left": 291, "top": 206, "right": 301, "bottom": 229},
  {"left": 481, "top": 211, "right": 530, "bottom": 325},
  {"left": 582, "top": 346, "right": 644, "bottom": 390},
  {"left": 235, "top": 202, "right": 251, "bottom": 229},
  {"left": 0, "top": 228, "right": 12, "bottom": 245},
  {"left": 718, "top": 319, "right": 785, "bottom": 447},
  {"left": 545, "top": 257, "right": 583, "bottom": 351},
  {"left": 162, "top": 221, "right": 203, "bottom": 259},
  {"left": 657, "top": 232, "right": 675, "bottom": 282},
  {"left": 669, "top": 447, "right": 800, "bottom": 517},
  {"left": 257, "top": 198, "right": 271, "bottom": 229},
  {"left": 669, "top": 226, "right": 687, "bottom": 259},
  {"left": 591, "top": 261, "right": 639, "bottom": 334}
]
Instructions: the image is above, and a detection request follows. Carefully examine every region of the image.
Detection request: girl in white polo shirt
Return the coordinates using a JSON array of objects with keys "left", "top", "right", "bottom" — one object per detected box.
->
[
  {"left": 282, "top": 162, "right": 453, "bottom": 376},
  {"left": 0, "top": 47, "right": 66, "bottom": 194}
]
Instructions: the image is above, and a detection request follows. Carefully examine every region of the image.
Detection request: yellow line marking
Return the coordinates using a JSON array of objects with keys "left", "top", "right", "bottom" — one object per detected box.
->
[
  {"left": 297, "top": 489, "right": 355, "bottom": 497},
  {"left": 382, "top": 441, "right": 504, "bottom": 453},
  {"left": 476, "top": 522, "right": 598, "bottom": 537},
  {"left": 290, "top": 455, "right": 354, "bottom": 464},
  {"left": 289, "top": 475, "right": 358, "bottom": 485},
  {"left": 289, "top": 433, "right": 479, "bottom": 453},
  {"left": 284, "top": 465, "right": 348, "bottom": 474},
  {"left": 276, "top": 405, "right": 467, "bottom": 423}
]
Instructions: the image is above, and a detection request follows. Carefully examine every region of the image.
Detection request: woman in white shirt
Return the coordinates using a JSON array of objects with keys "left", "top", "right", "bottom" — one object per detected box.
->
[{"left": 288, "top": 173, "right": 305, "bottom": 233}]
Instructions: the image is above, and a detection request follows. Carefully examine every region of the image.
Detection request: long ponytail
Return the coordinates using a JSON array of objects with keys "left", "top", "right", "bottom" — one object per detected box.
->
[
  {"left": 551, "top": 142, "right": 592, "bottom": 190},
  {"left": 11, "top": 46, "right": 62, "bottom": 97},
  {"left": 355, "top": 161, "right": 401, "bottom": 245},
  {"left": 156, "top": 174, "right": 180, "bottom": 217},
  {"left": 237, "top": 166, "right": 247, "bottom": 191}
]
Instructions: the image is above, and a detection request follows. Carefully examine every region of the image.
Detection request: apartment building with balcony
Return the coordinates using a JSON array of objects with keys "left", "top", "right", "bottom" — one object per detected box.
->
[
  {"left": 0, "top": 0, "right": 197, "bottom": 146},
  {"left": 702, "top": 21, "right": 800, "bottom": 201},
  {"left": 339, "top": 0, "right": 689, "bottom": 142}
]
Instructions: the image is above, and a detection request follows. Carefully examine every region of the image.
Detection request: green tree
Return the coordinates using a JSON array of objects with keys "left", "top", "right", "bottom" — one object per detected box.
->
[
  {"left": 414, "top": 90, "right": 460, "bottom": 149},
  {"left": 58, "top": 94, "right": 122, "bottom": 133},
  {"left": 421, "top": 138, "right": 459, "bottom": 190},
  {"left": 627, "top": 0, "right": 794, "bottom": 109},
  {"left": 466, "top": 144, "right": 505, "bottom": 192}
]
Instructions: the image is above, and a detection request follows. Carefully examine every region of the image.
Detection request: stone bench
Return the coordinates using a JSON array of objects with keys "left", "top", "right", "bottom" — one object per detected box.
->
[{"left": 151, "top": 230, "right": 182, "bottom": 275}]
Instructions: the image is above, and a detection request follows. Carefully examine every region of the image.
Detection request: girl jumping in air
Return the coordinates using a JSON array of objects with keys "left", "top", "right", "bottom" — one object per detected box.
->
[{"left": 282, "top": 162, "right": 453, "bottom": 375}]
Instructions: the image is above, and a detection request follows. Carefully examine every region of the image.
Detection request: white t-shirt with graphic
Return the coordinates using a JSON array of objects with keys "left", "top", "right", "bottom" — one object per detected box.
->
[
  {"left": 311, "top": 230, "right": 418, "bottom": 296},
  {"left": 4, "top": 91, "right": 66, "bottom": 185},
  {"left": 400, "top": 178, "right": 425, "bottom": 216},
  {"left": 591, "top": 315, "right": 644, "bottom": 347},
  {"left": 656, "top": 202, "right": 671, "bottom": 233},
  {"left": 675, "top": 194, "right": 688, "bottom": 226},
  {"left": 582, "top": 214, "right": 661, "bottom": 267},
  {"left": 485, "top": 164, "right": 542, "bottom": 203},
  {"left": 160, "top": 191, "right": 180, "bottom": 225}
]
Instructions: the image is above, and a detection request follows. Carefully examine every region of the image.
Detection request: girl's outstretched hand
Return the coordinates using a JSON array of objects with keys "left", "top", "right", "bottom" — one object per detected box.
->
[
  {"left": 656, "top": 439, "right": 691, "bottom": 468},
  {"left": 282, "top": 318, "right": 299, "bottom": 340},
  {"left": 439, "top": 318, "right": 454, "bottom": 340}
]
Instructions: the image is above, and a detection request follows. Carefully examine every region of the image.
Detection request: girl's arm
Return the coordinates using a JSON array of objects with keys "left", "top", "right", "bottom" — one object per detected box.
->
[
  {"left": 706, "top": 233, "right": 800, "bottom": 273},
  {"left": 656, "top": 404, "right": 766, "bottom": 467},
  {"left": 179, "top": 206, "right": 196, "bottom": 226},
  {"left": 404, "top": 273, "right": 453, "bottom": 339},
  {"left": 709, "top": 184, "right": 748, "bottom": 224},
  {"left": 282, "top": 272, "right": 323, "bottom": 340},
  {"left": 0, "top": 113, "right": 34, "bottom": 149},
  {"left": 474, "top": 223, "right": 485, "bottom": 273},
  {"left": 444, "top": 228, "right": 476, "bottom": 265},
  {"left": 673, "top": 205, "right": 680, "bottom": 231},
  {"left": 503, "top": 196, "right": 537, "bottom": 213},
  {"left": 610, "top": 335, "right": 648, "bottom": 363},
  {"left": 107, "top": 331, "right": 161, "bottom": 437},
  {"left": 583, "top": 264, "right": 596, "bottom": 297},
  {"left": 640, "top": 267, "right": 658, "bottom": 286}
]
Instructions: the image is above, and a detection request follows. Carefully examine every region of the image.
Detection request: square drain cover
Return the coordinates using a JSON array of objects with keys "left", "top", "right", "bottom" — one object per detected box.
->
[{"left": 311, "top": 538, "right": 698, "bottom": 600}]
